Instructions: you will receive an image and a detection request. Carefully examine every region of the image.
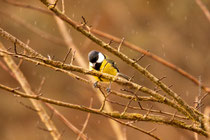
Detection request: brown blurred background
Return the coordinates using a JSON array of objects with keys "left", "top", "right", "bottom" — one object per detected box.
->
[{"left": 0, "top": 0, "right": 210, "bottom": 139}]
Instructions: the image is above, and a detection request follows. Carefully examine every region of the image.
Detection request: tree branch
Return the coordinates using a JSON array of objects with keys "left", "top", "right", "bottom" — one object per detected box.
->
[
  {"left": 0, "top": 83, "right": 207, "bottom": 137},
  {"left": 0, "top": 42, "right": 61, "bottom": 139}
]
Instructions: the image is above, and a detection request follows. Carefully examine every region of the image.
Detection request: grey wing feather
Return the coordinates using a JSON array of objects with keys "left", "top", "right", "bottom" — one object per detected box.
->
[{"left": 106, "top": 59, "right": 130, "bottom": 80}]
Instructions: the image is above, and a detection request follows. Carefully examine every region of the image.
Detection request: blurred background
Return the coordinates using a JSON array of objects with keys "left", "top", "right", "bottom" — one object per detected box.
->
[{"left": 0, "top": 0, "right": 210, "bottom": 139}]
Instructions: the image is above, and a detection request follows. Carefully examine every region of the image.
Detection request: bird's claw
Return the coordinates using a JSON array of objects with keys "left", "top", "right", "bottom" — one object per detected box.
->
[
  {"left": 106, "top": 87, "right": 111, "bottom": 93},
  {"left": 93, "top": 81, "right": 99, "bottom": 88}
]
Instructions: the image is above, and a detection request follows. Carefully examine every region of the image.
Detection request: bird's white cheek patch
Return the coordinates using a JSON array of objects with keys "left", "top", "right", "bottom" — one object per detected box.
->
[
  {"left": 97, "top": 52, "right": 105, "bottom": 63},
  {"left": 89, "top": 62, "right": 94, "bottom": 67}
]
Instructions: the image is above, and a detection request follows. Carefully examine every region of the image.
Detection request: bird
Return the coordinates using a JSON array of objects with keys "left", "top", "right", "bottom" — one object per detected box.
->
[
  {"left": 88, "top": 50, "right": 129, "bottom": 86},
  {"left": 88, "top": 50, "right": 142, "bottom": 108}
]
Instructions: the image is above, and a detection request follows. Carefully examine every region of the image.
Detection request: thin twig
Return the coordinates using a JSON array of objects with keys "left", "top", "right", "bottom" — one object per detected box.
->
[
  {"left": 133, "top": 51, "right": 148, "bottom": 64},
  {"left": 0, "top": 11, "right": 65, "bottom": 46},
  {"left": 121, "top": 97, "right": 134, "bottom": 115},
  {"left": 148, "top": 128, "right": 157, "bottom": 134},
  {"left": 195, "top": 0, "right": 210, "bottom": 23},
  {"left": 133, "top": 88, "right": 143, "bottom": 110},
  {"left": 76, "top": 98, "right": 93, "bottom": 140},
  {"left": 3, "top": 0, "right": 52, "bottom": 15},
  {"left": 118, "top": 37, "right": 125, "bottom": 52},
  {"left": 0, "top": 60, "right": 16, "bottom": 79},
  {"left": 157, "top": 76, "right": 167, "bottom": 82},
  {"left": 61, "top": 0, "right": 65, "bottom": 13},
  {"left": 62, "top": 48, "right": 72, "bottom": 65},
  {"left": 145, "top": 64, "right": 151, "bottom": 70},
  {"left": 37, "top": 77, "right": 46, "bottom": 95},
  {"left": 18, "top": 101, "right": 40, "bottom": 112},
  {"left": 70, "top": 50, "right": 76, "bottom": 65},
  {"left": 143, "top": 105, "right": 153, "bottom": 118},
  {"left": 98, "top": 87, "right": 108, "bottom": 112}
]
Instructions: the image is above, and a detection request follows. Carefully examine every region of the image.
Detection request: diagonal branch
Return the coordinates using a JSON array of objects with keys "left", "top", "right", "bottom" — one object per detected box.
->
[
  {"left": 0, "top": 42, "right": 61, "bottom": 139},
  {"left": 2, "top": 48, "right": 203, "bottom": 123},
  {"left": 76, "top": 98, "right": 93, "bottom": 140},
  {"left": 195, "top": 0, "right": 210, "bottom": 23},
  {"left": 46, "top": 103, "right": 88, "bottom": 140},
  {"left": 0, "top": 49, "right": 195, "bottom": 121},
  {"left": 0, "top": 83, "right": 208, "bottom": 137}
]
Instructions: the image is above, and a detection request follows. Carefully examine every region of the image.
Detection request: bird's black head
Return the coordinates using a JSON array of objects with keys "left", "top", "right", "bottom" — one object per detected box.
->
[
  {"left": 88, "top": 50, "right": 106, "bottom": 63},
  {"left": 88, "top": 50, "right": 99, "bottom": 63}
]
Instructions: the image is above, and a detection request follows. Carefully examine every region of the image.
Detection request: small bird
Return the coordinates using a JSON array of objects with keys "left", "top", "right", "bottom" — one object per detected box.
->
[{"left": 88, "top": 50, "right": 129, "bottom": 84}]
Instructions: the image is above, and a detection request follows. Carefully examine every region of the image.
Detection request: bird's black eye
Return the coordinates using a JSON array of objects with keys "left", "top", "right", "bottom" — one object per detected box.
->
[{"left": 88, "top": 50, "right": 99, "bottom": 63}]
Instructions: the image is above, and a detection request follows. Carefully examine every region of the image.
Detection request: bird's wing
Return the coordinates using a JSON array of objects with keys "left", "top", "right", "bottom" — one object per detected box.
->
[{"left": 106, "top": 59, "right": 119, "bottom": 72}]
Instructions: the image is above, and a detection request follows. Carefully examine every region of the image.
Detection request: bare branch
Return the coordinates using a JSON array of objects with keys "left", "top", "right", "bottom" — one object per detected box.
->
[
  {"left": 70, "top": 50, "right": 76, "bottom": 65},
  {"left": 121, "top": 97, "right": 134, "bottom": 115},
  {"left": 195, "top": 0, "right": 210, "bottom": 23},
  {"left": 76, "top": 98, "right": 93, "bottom": 140},
  {"left": 62, "top": 48, "right": 72, "bottom": 65},
  {"left": 46, "top": 103, "right": 88, "bottom": 140},
  {"left": 18, "top": 101, "right": 40, "bottom": 112},
  {"left": 37, "top": 77, "right": 46, "bottom": 95},
  {"left": 0, "top": 42, "right": 60, "bottom": 139},
  {"left": 0, "top": 83, "right": 208, "bottom": 137},
  {"left": 61, "top": 0, "right": 65, "bottom": 13},
  {"left": 132, "top": 51, "right": 149, "bottom": 64},
  {"left": 0, "top": 49, "right": 198, "bottom": 120},
  {"left": 118, "top": 37, "right": 125, "bottom": 52}
]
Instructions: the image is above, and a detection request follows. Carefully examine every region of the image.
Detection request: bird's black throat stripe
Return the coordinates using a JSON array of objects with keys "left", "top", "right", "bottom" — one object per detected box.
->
[
  {"left": 94, "top": 63, "right": 102, "bottom": 71},
  {"left": 94, "top": 62, "right": 103, "bottom": 81}
]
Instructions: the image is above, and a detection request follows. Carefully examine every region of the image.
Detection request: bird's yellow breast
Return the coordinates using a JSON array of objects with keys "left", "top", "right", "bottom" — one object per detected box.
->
[{"left": 89, "top": 59, "right": 118, "bottom": 82}]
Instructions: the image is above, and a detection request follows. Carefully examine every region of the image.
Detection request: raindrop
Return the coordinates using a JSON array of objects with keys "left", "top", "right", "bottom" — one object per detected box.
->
[
  {"left": 68, "top": 29, "right": 71, "bottom": 33},
  {"left": 131, "top": 29, "right": 135, "bottom": 34},
  {"left": 34, "top": 21, "right": 37, "bottom": 25},
  {"left": 170, "top": 2, "right": 174, "bottom": 7},
  {"left": 186, "top": 91, "right": 189, "bottom": 96},
  {"left": 185, "top": 56, "right": 188, "bottom": 60},
  {"left": 163, "top": 52, "right": 166, "bottom": 57},
  {"left": 147, "top": 1, "right": 150, "bottom": 5},
  {"left": 191, "top": 43, "right": 194, "bottom": 48},
  {"left": 161, "top": 44, "right": 165, "bottom": 49}
]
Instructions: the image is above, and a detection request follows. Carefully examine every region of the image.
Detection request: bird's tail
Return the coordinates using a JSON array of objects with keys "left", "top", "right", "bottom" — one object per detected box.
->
[{"left": 117, "top": 73, "right": 130, "bottom": 81}]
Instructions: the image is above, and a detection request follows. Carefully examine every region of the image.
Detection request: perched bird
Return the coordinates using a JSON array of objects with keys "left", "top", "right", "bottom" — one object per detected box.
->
[
  {"left": 88, "top": 50, "right": 129, "bottom": 83},
  {"left": 88, "top": 50, "right": 142, "bottom": 108}
]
